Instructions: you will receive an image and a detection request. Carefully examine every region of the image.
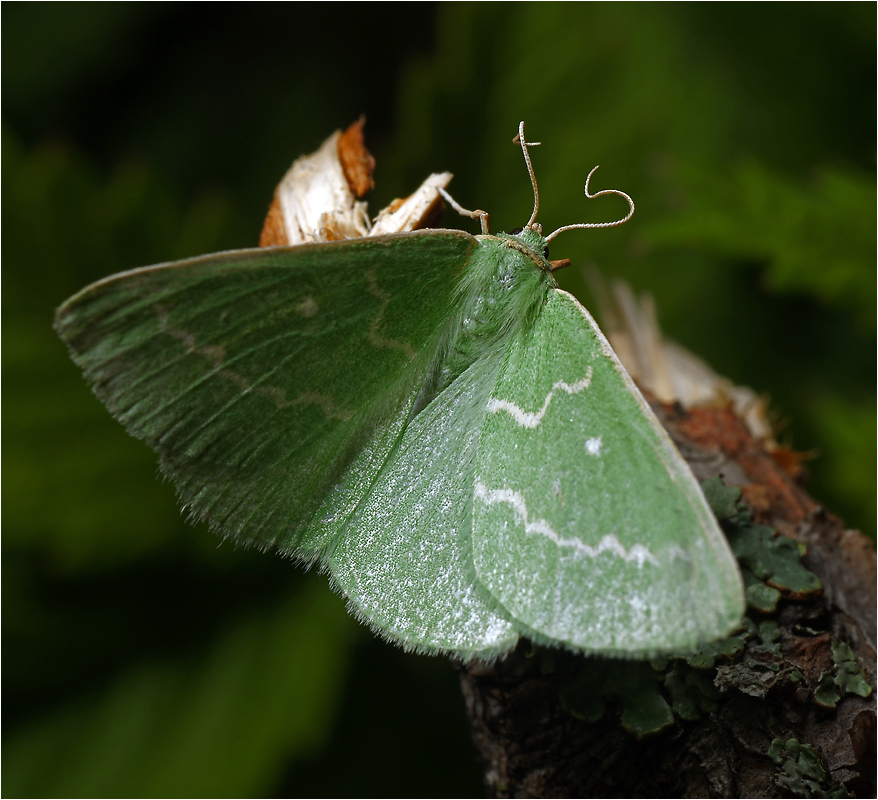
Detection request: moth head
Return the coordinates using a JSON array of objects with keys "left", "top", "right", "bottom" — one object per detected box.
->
[{"left": 507, "top": 225, "right": 549, "bottom": 258}]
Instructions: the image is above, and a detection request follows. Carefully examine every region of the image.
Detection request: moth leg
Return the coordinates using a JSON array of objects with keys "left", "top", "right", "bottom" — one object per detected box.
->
[{"left": 438, "top": 187, "right": 490, "bottom": 234}]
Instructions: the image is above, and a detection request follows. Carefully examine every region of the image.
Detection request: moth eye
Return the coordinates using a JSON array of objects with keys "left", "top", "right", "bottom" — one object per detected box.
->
[{"left": 543, "top": 244, "right": 550, "bottom": 259}]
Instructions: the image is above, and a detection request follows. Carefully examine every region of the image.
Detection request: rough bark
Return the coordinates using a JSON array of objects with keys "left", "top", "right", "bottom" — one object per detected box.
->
[{"left": 458, "top": 398, "right": 876, "bottom": 798}]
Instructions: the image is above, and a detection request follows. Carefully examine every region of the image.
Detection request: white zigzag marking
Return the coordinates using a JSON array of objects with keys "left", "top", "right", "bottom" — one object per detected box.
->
[
  {"left": 486, "top": 367, "right": 593, "bottom": 428},
  {"left": 474, "top": 481, "right": 658, "bottom": 567}
]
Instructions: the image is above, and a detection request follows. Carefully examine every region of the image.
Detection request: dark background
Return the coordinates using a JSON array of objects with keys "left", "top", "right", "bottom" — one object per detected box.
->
[{"left": 3, "top": 4, "right": 874, "bottom": 797}]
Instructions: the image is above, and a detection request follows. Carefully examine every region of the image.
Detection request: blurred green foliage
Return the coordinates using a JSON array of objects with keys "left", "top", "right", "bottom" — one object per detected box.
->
[{"left": 3, "top": 4, "right": 874, "bottom": 797}]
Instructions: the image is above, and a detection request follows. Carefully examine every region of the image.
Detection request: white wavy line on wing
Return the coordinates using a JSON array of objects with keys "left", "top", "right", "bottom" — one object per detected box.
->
[
  {"left": 486, "top": 367, "right": 593, "bottom": 428},
  {"left": 474, "top": 480, "right": 658, "bottom": 567}
]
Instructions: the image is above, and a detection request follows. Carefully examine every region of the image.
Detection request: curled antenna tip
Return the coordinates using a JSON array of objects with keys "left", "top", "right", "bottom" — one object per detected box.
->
[
  {"left": 545, "top": 166, "right": 635, "bottom": 242},
  {"left": 584, "top": 165, "right": 602, "bottom": 195}
]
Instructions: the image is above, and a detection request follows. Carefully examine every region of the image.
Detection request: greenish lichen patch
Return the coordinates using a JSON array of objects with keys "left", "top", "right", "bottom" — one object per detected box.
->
[
  {"left": 663, "top": 662, "right": 721, "bottom": 720},
  {"left": 728, "top": 524, "right": 823, "bottom": 595},
  {"left": 831, "top": 642, "right": 873, "bottom": 697},
  {"left": 701, "top": 476, "right": 744, "bottom": 522},
  {"left": 752, "top": 620, "right": 782, "bottom": 655},
  {"left": 682, "top": 631, "right": 748, "bottom": 670},
  {"left": 559, "top": 660, "right": 673, "bottom": 737},
  {"left": 705, "top": 476, "right": 823, "bottom": 602},
  {"left": 743, "top": 567, "right": 783, "bottom": 612},
  {"left": 618, "top": 683, "right": 675, "bottom": 738},
  {"left": 814, "top": 641, "right": 873, "bottom": 708},
  {"left": 814, "top": 673, "right": 842, "bottom": 708},
  {"left": 768, "top": 738, "right": 851, "bottom": 798}
]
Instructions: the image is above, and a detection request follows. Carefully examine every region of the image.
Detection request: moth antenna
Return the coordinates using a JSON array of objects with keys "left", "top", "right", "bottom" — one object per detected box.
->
[
  {"left": 545, "top": 166, "right": 635, "bottom": 243},
  {"left": 512, "top": 121, "right": 542, "bottom": 229},
  {"left": 439, "top": 187, "right": 490, "bottom": 234}
]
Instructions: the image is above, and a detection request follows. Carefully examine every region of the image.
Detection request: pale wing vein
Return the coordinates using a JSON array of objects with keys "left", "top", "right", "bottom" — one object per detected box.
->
[{"left": 156, "top": 304, "right": 353, "bottom": 420}]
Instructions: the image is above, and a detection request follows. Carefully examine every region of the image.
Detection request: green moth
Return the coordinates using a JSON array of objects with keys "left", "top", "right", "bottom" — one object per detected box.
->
[{"left": 54, "top": 123, "right": 744, "bottom": 661}]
